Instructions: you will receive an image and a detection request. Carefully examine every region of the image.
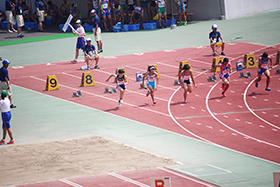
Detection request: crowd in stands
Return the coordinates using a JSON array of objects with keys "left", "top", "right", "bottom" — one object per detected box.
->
[{"left": 1, "top": 0, "right": 190, "bottom": 34}]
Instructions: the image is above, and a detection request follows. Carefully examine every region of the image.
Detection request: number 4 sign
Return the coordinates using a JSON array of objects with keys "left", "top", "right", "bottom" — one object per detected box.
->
[
  {"left": 243, "top": 54, "right": 257, "bottom": 68},
  {"left": 46, "top": 75, "right": 60, "bottom": 91}
]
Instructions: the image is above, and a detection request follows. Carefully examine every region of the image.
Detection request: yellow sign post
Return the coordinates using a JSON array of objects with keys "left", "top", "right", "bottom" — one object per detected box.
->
[
  {"left": 243, "top": 54, "right": 257, "bottom": 68},
  {"left": 211, "top": 57, "right": 223, "bottom": 72},
  {"left": 116, "top": 68, "right": 129, "bottom": 82},
  {"left": 46, "top": 75, "right": 60, "bottom": 91},
  {"left": 178, "top": 61, "right": 192, "bottom": 75},
  {"left": 81, "top": 72, "right": 95, "bottom": 87}
]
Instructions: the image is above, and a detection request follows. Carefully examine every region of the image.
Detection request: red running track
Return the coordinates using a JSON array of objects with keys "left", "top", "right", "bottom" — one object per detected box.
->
[{"left": 10, "top": 42, "right": 280, "bottom": 186}]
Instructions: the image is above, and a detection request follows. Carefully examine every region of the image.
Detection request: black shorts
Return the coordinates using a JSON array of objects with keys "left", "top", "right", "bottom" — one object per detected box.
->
[
  {"left": 151, "top": 1, "right": 157, "bottom": 7},
  {"left": 184, "top": 79, "right": 191, "bottom": 84}
]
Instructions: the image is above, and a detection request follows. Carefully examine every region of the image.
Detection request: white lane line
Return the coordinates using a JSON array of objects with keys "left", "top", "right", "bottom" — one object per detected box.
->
[
  {"left": 243, "top": 77, "right": 280, "bottom": 130},
  {"left": 108, "top": 173, "right": 149, "bottom": 187},
  {"left": 62, "top": 72, "right": 172, "bottom": 103},
  {"left": 30, "top": 76, "right": 171, "bottom": 117},
  {"left": 156, "top": 61, "right": 201, "bottom": 73},
  {"left": 274, "top": 115, "right": 279, "bottom": 117},
  {"left": 59, "top": 179, "right": 84, "bottom": 187},
  {"left": 220, "top": 129, "right": 225, "bottom": 132},
  {"left": 167, "top": 69, "right": 214, "bottom": 143},
  {"left": 206, "top": 76, "right": 280, "bottom": 149},
  {"left": 158, "top": 167, "right": 217, "bottom": 187}
]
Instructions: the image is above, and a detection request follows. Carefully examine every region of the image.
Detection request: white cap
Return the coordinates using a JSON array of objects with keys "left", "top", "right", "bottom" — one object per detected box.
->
[
  {"left": 86, "top": 38, "right": 91, "bottom": 42},
  {"left": 90, "top": 9, "right": 96, "bottom": 14},
  {"left": 212, "top": 24, "right": 217, "bottom": 29}
]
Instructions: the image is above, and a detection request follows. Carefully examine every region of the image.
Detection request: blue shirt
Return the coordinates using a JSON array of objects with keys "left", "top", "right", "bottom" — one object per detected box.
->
[
  {"left": 6, "top": 0, "right": 13, "bottom": 11},
  {"left": 35, "top": 0, "right": 45, "bottom": 11},
  {"left": 83, "top": 44, "right": 96, "bottom": 55},
  {"left": 209, "top": 31, "right": 221, "bottom": 43},
  {"left": 0, "top": 67, "right": 9, "bottom": 82},
  {"left": 93, "top": 15, "right": 101, "bottom": 28},
  {"left": 15, "top": 3, "right": 23, "bottom": 15}
]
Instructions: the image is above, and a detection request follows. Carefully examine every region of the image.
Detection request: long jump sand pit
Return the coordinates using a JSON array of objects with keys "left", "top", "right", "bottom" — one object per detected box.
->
[{"left": 0, "top": 136, "right": 178, "bottom": 186}]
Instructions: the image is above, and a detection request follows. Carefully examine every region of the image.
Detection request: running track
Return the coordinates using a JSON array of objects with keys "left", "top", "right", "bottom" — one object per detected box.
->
[{"left": 11, "top": 42, "right": 280, "bottom": 186}]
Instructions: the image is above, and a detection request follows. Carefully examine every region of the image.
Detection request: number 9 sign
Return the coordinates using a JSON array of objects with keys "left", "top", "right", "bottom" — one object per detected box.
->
[{"left": 46, "top": 75, "right": 60, "bottom": 91}]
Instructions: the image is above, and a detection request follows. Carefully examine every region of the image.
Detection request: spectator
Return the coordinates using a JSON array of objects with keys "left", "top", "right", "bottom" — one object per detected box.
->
[
  {"left": 140, "top": 0, "right": 151, "bottom": 21},
  {"left": 91, "top": 9, "right": 103, "bottom": 53},
  {"left": 70, "top": 20, "right": 86, "bottom": 63},
  {"left": 100, "top": 0, "right": 113, "bottom": 31},
  {"left": 92, "top": 0, "right": 103, "bottom": 28},
  {"left": 0, "top": 90, "right": 15, "bottom": 145},
  {"left": 83, "top": 38, "right": 100, "bottom": 70},
  {"left": 5, "top": 0, "right": 17, "bottom": 33},
  {"left": 47, "top": 0, "right": 60, "bottom": 24},
  {"left": 60, "top": 0, "right": 70, "bottom": 16},
  {"left": 157, "top": 0, "right": 167, "bottom": 28},
  {"left": 130, "top": 5, "right": 144, "bottom": 27},
  {"left": 0, "top": 60, "right": 16, "bottom": 109},
  {"left": 149, "top": 0, "right": 157, "bottom": 19},
  {"left": 71, "top": 4, "right": 82, "bottom": 22},
  {"left": 173, "top": 0, "right": 186, "bottom": 26},
  {"left": 14, "top": 0, "right": 24, "bottom": 38},
  {"left": 209, "top": 24, "right": 225, "bottom": 56},
  {"left": 22, "top": 2, "right": 37, "bottom": 24},
  {"left": 87, "top": 0, "right": 93, "bottom": 19},
  {"left": 182, "top": 0, "right": 189, "bottom": 25},
  {"left": 127, "top": 0, "right": 135, "bottom": 21},
  {"left": 113, "top": 2, "right": 122, "bottom": 23},
  {"left": 35, "top": 0, "right": 45, "bottom": 32},
  {"left": 119, "top": 0, "right": 128, "bottom": 24}
]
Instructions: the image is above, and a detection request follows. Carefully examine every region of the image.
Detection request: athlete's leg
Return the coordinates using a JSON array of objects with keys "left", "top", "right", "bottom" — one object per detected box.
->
[
  {"left": 222, "top": 77, "right": 230, "bottom": 93},
  {"left": 264, "top": 70, "right": 271, "bottom": 88},
  {"left": 181, "top": 83, "right": 188, "bottom": 101}
]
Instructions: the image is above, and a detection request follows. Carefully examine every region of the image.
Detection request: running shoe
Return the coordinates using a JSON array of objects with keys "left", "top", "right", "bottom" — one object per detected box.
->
[
  {"left": 7, "top": 140, "right": 14, "bottom": 144},
  {"left": 184, "top": 21, "right": 187, "bottom": 26},
  {"left": 0, "top": 139, "right": 5, "bottom": 144},
  {"left": 184, "top": 100, "right": 187, "bottom": 104},
  {"left": 12, "top": 29, "right": 17, "bottom": 32},
  {"left": 98, "top": 49, "right": 103, "bottom": 54},
  {"left": 87, "top": 66, "right": 90, "bottom": 70},
  {"left": 221, "top": 51, "right": 225, "bottom": 55},
  {"left": 146, "top": 91, "right": 150, "bottom": 97},
  {"left": 153, "top": 100, "right": 156, "bottom": 104},
  {"left": 71, "top": 59, "right": 77, "bottom": 63},
  {"left": 7, "top": 30, "right": 13, "bottom": 33},
  {"left": 222, "top": 92, "right": 226, "bottom": 97},
  {"left": 94, "top": 65, "right": 100, "bottom": 69},
  {"left": 255, "top": 81, "right": 258, "bottom": 88},
  {"left": 17, "top": 34, "right": 24, "bottom": 38},
  {"left": 265, "top": 87, "right": 271, "bottom": 91},
  {"left": 213, "top": 52, "right": 216, "bottom": 56},
  {"left": 118, "top": 99, "right": 122, "bottom": 107}
]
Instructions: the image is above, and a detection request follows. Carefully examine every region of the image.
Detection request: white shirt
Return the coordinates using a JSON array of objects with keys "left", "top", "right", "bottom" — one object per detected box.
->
[
  {"left": 0, "top": 98, "right": 10, "bottom": 113},
  {"left": 76, "top": 26, "right": 85, "bottom": 38}
]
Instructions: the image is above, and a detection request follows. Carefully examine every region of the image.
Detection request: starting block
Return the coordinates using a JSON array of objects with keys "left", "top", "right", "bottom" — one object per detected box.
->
[
  {"left": 247, "top": 72, "right": 252, "bottom": 78},
  {"left": 104, "top": 87, "right": 112, "bottom": 93},
  {"left": 276, "top": 68, "right": 280, "bottom": 74},
  {"left": 46, "top": 75, "right": 60, "bottom": 91},
  {"left": 140, "top": 83, "right": 147, "bottom": 89},
  {"left": 207, "top": 76, "right": 214, "bottom": 82},
  {"left": 212, "top": 75, "right": 217, "bottom": 81},
  {"left": 174, "top": 80, "right": 181, "bottom": 85},
  {"left": 239, "top": 72, "right": 250, "bottom": 78},
  {"left": 73, "top": 90, "right": 82, "bottom": 97},
  {"left": 73, "top": 92, "right": 79, "bottom": 97},
  {"left": 112, "top": 87, "right": 117, "bottom": 93}
]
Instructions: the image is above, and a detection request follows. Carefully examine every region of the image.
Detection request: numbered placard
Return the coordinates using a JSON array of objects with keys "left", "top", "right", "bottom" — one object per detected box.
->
[
  {"left": 276, "top": 50, "right": 280, "bottom": 65},
  {"left": 46, "top": 75, "right": 60, "bottom": 91},
  {"left": 178, "top": 61, "right": 192, "bottom": 75},
  {"left": 148, "top": 64, "right": 161, "bottom": 79},
  {"left": 116, "top": 68, "right": 129, "bottom": 82},
  {"left": 243, "top": 54, "right": 257, "bottom": 68},
  {"left": 211, "top": 57, "right": 223, "bottom": 72},
  {"left": 81, "top": 72, "right": 95, "bottom": 87}
]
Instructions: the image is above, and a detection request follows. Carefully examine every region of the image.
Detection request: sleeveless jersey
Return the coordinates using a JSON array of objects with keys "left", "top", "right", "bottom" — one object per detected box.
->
[
  {"left": 147, "top": 72, "right": 157, "bottom": 83},
  {"left": 101, "top": 0, "right": 109, "bottom": 9},
  {"left": 260, "top": 57, "right": 269, "bottom": 69},
  {"left": 116, "top": 74, "right": 126, "bottom": 85}
]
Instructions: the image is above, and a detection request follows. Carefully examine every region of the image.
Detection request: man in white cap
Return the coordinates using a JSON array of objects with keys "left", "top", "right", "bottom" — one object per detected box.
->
[
  {"left": 83, "top": 38, "right": 100, "bottom": 70},
  {"left": 209, "top": 24, "right": 225, "bottom": 56},
  {"left": 91, "top": 9, "right": 103, "bottom": 54}
]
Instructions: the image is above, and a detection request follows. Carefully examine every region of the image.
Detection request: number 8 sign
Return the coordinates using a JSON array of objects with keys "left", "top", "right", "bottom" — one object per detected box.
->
[
  {"left": 46, "top": 75, "right": 60, "bottom": 91},
  {"left": 81, "top": 72, "right": 95, "bottom": 87}
]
